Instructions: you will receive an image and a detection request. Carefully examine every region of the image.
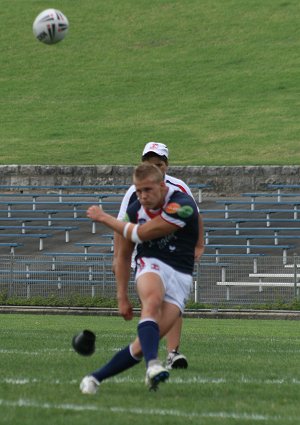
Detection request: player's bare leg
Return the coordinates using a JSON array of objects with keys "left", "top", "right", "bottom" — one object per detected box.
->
[
  {"left": 131, "top": 273, "right": 185, "bottom": 389},
  {"left": 134, "top": 272, "right": 169, "bottom": 390},
  {"left": 80, "top": 273, "right": 184, "bottom": 394},
  {"left": 165, "top": 316, "right": 188, "bottom": 369}
]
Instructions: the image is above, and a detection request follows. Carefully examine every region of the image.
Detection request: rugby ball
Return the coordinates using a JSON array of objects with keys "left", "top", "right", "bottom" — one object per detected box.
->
[{"left": 33, "top": 9, "right": 69, "bottom": 44}]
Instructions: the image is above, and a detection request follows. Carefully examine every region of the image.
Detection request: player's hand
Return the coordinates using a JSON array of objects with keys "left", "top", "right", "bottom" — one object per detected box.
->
[
  {"left": 118, "top": 296, "right": 134, "bottom": 321},
  {"left": 86, "top": 205, "right": 104, "bottom": 222}
]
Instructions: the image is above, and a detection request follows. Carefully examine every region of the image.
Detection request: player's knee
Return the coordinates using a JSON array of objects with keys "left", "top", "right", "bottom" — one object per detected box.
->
[{"left": 141, "top": 296, "right": 162, "bottom": 317}]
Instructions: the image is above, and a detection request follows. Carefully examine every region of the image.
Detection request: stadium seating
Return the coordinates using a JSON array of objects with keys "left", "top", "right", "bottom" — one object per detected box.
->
[
  {"left": 0, "top": 200, "right": 121, "bottom": 212},
  {"left": 204, "top": 244, "right": 293, "bottom": 264},
  {"left": 267, "top": 184, "right": 300, "bottom": 192},
  {"left": 204, "top": 226, "right": 300, "bottom": 236},
  {"left": 0, "top": 192, "right": 123, "bottom": 203},
  {"left": 74, "top": 242, "right": 114, "bottom": 254},
  {"left": 205, "top": 234, "right": 300, "bottom": 246},
  {"left": 242, "top": 192, "right": 300, "bottom": 203},
  {"left": 0, "top": 225, "right": 79, "bottom": 243},
  {"left": 0, "top": 242, "right": 23, "bottom": 254},
  {"left": 200, "top": 207, "right": 300, "bottom": 220},
  {"left": 1, "top": 182, "right": 300, "bottom": 305},
  {"left": 216, "top": 199, "right": 300, "bottom": 211},
  {"left": 217, "top": 280, "right": 300, "bottom": 301},
  {"left": 0, "top": 233, "right": 52, "bottom": 251}
]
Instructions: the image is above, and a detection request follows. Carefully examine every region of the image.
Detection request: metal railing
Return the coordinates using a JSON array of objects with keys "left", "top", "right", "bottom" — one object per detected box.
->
[{"left": 0, "top": 254, "right": 299, "bottom": 307}]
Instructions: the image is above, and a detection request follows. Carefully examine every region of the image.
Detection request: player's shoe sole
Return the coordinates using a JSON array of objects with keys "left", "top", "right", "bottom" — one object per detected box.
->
[
  {"left": 145, "top": 360, "right": 169, "bottom": 391},
  {"left": 80, "top": 375, "right": 100, "bottom": 394},
  {"left": 166, "top": 352, "right": 188, "bottom": 370}
]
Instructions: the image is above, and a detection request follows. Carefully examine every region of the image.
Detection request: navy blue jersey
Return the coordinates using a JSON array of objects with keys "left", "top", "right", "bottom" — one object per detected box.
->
[{"left": 125, "top": 187, "right": 198, "bottom": 275}]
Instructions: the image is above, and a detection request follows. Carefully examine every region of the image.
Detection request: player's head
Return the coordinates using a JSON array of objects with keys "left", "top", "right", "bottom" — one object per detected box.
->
[
  {"left": 133, "top": 163, "right": 166, "bottom": 209},
  {"left": 141, "top": 142, "right": 169, "bottom": 176}
]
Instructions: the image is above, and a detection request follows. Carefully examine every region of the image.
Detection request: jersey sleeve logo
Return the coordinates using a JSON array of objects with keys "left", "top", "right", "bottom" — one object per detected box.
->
[
  {"left": 123, "top": 213, "right": 130, "bottom": 222},
  {"left": 177, "top": 205, "right": 193, "bottom": 218},
  {"left": 165, "top": 202, "right": 181, "bottom": 214},
  {"left": 165, "top": 203, "right": 193, "bottom": 218}
]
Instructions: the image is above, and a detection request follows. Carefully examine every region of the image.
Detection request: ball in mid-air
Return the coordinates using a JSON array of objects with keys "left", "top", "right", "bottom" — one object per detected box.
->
[
  {"left": 72, "top": 330, "right": 96, "bottom": 356},
  {"left": 33, "top": 9, "right": 69, "bottom": 45}
]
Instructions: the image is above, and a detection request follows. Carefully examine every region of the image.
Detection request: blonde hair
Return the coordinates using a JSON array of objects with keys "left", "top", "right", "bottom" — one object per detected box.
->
[{"left": 133, "top": 163, "right": 164, "bottom": 184}]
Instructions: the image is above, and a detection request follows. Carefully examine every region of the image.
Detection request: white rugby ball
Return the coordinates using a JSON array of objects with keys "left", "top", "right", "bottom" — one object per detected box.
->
[{"left": 33, "top": 9, "right": 69, "bottom": 45}]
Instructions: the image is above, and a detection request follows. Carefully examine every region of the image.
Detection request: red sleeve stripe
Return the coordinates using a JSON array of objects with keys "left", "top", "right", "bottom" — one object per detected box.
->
[
  {"left": 161, "top": 211, "right": 185, "bottom": 228},
  {"left": 166, "top": 180, "right": 188, "bottom": 194}
]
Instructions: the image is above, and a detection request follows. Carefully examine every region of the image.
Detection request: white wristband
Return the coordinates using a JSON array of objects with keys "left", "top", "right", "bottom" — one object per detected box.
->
[
  {"left": 131, "top": 224, "right": 142, "bottom": 244},
  {"left": 123, "top": 222, "right": 131, "bottom": 239}
]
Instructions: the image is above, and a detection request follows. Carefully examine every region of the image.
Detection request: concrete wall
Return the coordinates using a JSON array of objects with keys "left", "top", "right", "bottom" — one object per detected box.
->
[{"left": 1, "top": 165, "right": 300, "bottom": 195}]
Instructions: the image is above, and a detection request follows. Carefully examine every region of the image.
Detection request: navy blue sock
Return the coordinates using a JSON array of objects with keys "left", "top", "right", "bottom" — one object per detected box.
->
[
  {"left": 137, "top": 319, "right": 160, "bottom": 366},
  {"left": 92, "top": 345, "right": 141, "bottom": 383}
]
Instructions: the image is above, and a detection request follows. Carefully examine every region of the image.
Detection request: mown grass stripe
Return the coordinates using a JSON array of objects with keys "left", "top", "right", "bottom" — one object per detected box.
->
[{"left": 0, "top": 398, "right": 293, "bottom": 422}]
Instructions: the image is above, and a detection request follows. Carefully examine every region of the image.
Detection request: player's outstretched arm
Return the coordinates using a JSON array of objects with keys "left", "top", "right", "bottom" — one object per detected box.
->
[
  {"left": 115, "top": 237, "right": 135, "bottom": 321},
  {"left": 86, "top": 205, "right": 177, "bottom": 242},
  {"left": 113, "top": 185, "right": 135, "bottom": 274},
  {"left": 112, "top": 232, "right": 121, "bottom": 274}
]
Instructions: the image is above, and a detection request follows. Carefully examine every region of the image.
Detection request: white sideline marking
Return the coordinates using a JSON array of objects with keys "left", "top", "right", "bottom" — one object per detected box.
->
[
  {"left": 0, "top": 398, "right": 293, "bottom": 422},
  {"left": 2, "top": 346, "right": 300, "bottom": 356},
  {"left": 2, "top": 345, "right": 300, "bottom": 357},
  {"left": 1, "top": 378, "right": 77, "bottom": 385},
  {"left": 104, "top": 376, "right": 300, "bottom": 385},
  {"left": 0, "top": 348, "right": 71, "bottom": 356},
  {"left": 2, "top": 376, "right": 300, "bottom": 386},
  {"left": 0, "top": 347, "right": 121, "bottom": 355}
]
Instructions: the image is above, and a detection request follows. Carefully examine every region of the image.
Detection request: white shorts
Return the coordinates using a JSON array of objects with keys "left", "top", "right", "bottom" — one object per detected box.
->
[{"left": 135, "top": 257, "right": 192, "bottom": 313}]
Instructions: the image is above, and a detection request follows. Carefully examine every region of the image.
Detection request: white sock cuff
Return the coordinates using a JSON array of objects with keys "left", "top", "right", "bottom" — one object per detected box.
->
[
  {"left": 138, "top": 318, "right": 157, "bottom": 325},
  {"left": 129, "top": 344, "right": 143, "bottom": 361}
]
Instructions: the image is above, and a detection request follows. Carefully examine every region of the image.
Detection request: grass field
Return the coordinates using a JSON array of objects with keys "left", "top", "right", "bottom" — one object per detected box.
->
[
  {"left": 1, "top": 314, "right": 300, "bottom": 425},
  {"left": 1, "top": 0, "right": 300, "bottom": 165}
]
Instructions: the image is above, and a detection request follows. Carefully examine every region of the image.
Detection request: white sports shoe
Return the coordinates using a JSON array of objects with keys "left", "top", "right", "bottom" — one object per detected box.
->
[
  {"left": 145, "top": 360, "right": 169, "bottom": 391},
  {"left": 80, "top": 375, "right": 100, "bottom": 395},
  {"left": 166, "top": 350, "right": 188, "bottom": 370}
]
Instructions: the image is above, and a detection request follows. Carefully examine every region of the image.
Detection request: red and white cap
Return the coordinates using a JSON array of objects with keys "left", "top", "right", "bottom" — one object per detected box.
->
[{"left": 142, "top": 142, "right": 169, "bottom": 158}]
